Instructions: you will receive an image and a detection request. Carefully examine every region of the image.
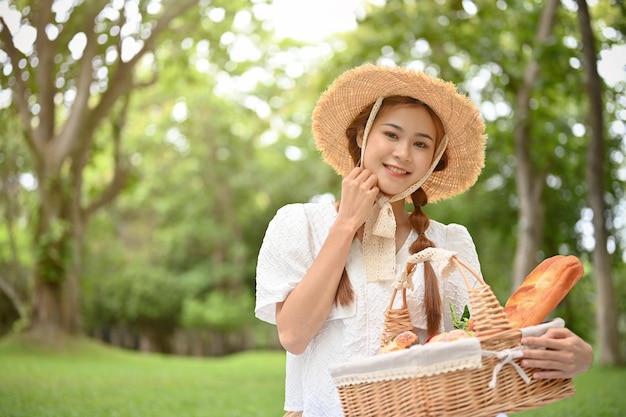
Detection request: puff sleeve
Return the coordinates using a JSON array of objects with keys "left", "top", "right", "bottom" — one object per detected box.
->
[{"left": 255, "top": 204, "right": 314, "bottom": 325}]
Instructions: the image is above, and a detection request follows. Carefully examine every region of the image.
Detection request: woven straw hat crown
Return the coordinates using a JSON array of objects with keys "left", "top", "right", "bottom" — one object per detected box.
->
[{"left": 312, "top": 64, "right": 487, "bottom": 202}]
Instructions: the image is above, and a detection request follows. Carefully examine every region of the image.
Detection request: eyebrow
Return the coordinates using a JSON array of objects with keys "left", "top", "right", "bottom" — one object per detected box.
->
[{"left": 382, "top": 123, "right": 435, "bottom": 142}]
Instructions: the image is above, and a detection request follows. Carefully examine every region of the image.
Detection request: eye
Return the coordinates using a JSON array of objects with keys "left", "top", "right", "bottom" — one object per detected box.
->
[
  {"left": 385, "top": 131, "right": 399, "bottom": 140},
  {"left": 413, "top": 140, "right": 427, "bottom": 148}
]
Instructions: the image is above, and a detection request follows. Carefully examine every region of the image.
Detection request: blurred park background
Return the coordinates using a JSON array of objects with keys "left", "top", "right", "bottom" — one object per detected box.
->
[{"left": 0, "top": 0, "right": 625, "bottom": 415}]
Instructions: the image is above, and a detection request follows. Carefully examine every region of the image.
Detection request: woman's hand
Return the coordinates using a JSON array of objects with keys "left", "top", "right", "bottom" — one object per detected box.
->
[
  {"left": 521, "top": 327, "right": 594, "bottom": 379},
  {"left": 336, "top": 167, "right": 379, "bottom": 233}
]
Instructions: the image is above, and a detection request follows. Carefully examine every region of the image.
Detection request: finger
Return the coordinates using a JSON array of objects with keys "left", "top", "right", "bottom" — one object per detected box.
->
[
  {"left": 521, "top": 335, "right": 567, "bottom": 351},
  {"left": 362, "top": 174, "right": 378, "bottom": 192},
  {"left": 530, "top": 370, "right": 571, "bottom": 380},
  {"left": 521, "top": 356, "right": 566, "bottom": 369},
  {"left": 355, "top": 168, "right": 375, "bottom": 184},
  {"left": 543, "top": 328, "right": 572, "bottom": 338},
  {"left": 346, "top": 166, "right": 364, "bottom": 180},
  {"left": 521, "top": 350, "right": 564, "bottom": 366},
  {"left": 522, "top": 328, "right": 570, "bottom": 344},
  {"left": 521, "top": 359, "right": 577, "bottom": 380},
  {"left": 351, "top": 169, "right": 377, "bottom": 191},
  {"left": 344, "top": 168, "right": 374, "bottom": 189},
  {"left": 370, "top": 185, "right": 379, "bottom": 196}
]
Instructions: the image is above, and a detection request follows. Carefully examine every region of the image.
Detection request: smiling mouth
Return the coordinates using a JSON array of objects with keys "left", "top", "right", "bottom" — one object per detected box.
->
[{"left": 385, "top": 164, "right": 410, "bottom": 175}]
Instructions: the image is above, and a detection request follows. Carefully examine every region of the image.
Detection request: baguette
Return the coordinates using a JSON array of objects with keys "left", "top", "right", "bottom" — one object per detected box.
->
[{"left": 504, "top": 255, "right": 584, "bottom": 329}]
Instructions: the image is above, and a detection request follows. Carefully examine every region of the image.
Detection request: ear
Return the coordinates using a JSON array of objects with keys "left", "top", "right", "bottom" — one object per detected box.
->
[{"left": 356, "top": 127, "right": 364, "bottom": 148}]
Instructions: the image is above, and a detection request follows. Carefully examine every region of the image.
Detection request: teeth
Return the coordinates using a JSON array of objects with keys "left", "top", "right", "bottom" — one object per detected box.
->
[{"left": 386, "top": 165, "right": 408, "bottom": 175}]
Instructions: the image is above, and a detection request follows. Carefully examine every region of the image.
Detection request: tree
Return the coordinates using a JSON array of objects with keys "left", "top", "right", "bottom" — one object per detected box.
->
[
  {"left": 576, "top": 0, "right": 623, "bottom": 366},
  {"left": 0, "top": 0, "right": 247, "bottom": 340},
  {"left": 511, "top": 0, "right": 559, "bottom": 288}
]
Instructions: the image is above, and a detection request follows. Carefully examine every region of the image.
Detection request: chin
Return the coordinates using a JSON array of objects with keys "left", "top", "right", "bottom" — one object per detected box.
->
[{"left": 378, "top": 183, "right": 411, "bottom": 197}]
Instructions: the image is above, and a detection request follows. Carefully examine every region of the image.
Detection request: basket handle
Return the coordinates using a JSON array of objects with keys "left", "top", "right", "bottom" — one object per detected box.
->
[
  {"left": 451, "top": 256, "right": 486, "bottom": 290},
  {"left": 386, "top": 262, "right": 414, "bottom": 311}
]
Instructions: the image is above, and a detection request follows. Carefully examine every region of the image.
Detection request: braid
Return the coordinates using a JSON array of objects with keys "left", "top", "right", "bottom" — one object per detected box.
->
[
  {"left": 409, "top": 188, "right": 442, "bottom": 337},
  {"left": 335, "top": 269, "right": 354, "bottom": 306}
]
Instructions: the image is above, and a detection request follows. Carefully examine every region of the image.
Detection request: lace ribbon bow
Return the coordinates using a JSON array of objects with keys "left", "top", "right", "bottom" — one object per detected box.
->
[
  {"left": 482, "top": 347, "right": 532, "bottom": 389},
  {"left": 393, "top": 247, "right": 459, "bottom": 290}
]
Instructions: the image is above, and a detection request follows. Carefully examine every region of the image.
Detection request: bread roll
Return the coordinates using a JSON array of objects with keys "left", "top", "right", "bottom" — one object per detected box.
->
[
  {"left": 504, "top": 255, "right": 584, "bottom": 329},
  {"left": 426, "top": 329, "right": 474, "bottom": 343},
  {"left": 379, "top": 330, "right": 418, "bottom": 354}
]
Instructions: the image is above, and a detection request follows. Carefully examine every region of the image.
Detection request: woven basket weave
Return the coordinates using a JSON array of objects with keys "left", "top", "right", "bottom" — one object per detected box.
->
[{"left": 332, "top": 251, "right": 575, "bottom": 417}]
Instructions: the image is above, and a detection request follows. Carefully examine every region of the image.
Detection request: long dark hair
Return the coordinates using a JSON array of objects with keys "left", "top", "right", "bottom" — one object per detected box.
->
[{"left": 335, "top": 96, "right": 448, "bottom": 337}]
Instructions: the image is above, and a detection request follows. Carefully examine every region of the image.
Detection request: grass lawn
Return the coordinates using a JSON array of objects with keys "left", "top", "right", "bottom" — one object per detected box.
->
[
  {"left": 0, "top": 335, "right": 285, "bottom": 417},
  {"left": 0, "top": 334, "right": 624, "bottom": 417}
]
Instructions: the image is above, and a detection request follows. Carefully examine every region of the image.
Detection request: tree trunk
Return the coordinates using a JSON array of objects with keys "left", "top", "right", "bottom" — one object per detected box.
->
[
  {"left": 29, "top": 173, "right": 83, "bottom": 337},
  {"left": 576, "top": 0, "right": 624, "bottom": 366},
  {"left": 30, "top": 280, "right": 66, "bottom": 338},
  {"left": 1, "top": 1, "right": 198, "bottom": 343},
  {"left": 512, "top": 0, "right": 559, "bottom": 290}
]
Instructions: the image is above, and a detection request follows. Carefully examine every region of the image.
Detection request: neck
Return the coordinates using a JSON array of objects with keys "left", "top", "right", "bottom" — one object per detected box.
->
[{"left": 390, "top": 199, "right": 410, "bottom": 225}]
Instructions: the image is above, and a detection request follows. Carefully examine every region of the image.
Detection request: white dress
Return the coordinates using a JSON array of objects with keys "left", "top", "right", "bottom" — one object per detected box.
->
[{"left": 255, "top": 203, "right": 482, "bottom": 417}]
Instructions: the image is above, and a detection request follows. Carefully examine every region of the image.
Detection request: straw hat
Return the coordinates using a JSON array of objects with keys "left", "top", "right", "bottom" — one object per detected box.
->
[{"left": 312, "top": 64, "right": 487, "bottom": 202}]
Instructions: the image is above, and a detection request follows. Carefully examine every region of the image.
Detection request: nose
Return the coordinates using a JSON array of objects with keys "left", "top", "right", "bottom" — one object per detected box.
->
[{"left": 393, "top": 140, "right": 411, "bottom": 161}]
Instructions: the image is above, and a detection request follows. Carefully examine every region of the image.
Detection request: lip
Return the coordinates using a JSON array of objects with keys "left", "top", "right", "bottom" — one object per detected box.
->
[{"left": 384, "top": 164, "right": 411, "bottom": 177}]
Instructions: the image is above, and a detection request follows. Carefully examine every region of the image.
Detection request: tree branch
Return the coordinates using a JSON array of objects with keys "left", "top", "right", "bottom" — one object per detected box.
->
[
  {"left": 89, "top": 0, "right": 198, "bottom": 128},
  {"left": 50, "top": 6, "right": 102, "bottom": 172},
  {"left": 83, "top": 94, "right": 131, "bottom": 219},
  {"left": 0, "top": 17, "right": 41, "bottom": 161},
  {"left": 34, "top": 0, "right": 57, "bottom": 142},
  {"left": 0, "top": 272, "right": 27, "bottom": 321}
]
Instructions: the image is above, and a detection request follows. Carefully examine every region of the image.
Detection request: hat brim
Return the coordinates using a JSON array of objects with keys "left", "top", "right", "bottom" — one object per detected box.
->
[{"left": 312, "top": 64, "right": 487, "bottom": 202}]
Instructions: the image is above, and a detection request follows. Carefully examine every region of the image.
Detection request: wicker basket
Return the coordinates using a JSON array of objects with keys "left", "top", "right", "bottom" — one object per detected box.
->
[{"left": 329, "top": 249, "right": 575, "bottom": 417}]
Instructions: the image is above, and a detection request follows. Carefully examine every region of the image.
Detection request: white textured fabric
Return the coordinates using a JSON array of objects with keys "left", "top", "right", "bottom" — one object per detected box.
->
[
  {"left": 330, "top": 337, "right": 482, "bottom": 387},
  {"left": 254, "top": 202, "right": 482, "bottom": 417},
  {"left": 520, "top": 317, "right": 565, "bottom": 338}
]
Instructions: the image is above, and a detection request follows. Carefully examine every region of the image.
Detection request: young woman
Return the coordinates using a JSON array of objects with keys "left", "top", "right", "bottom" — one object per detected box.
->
[{"left": 255, "top": 64, "right": 593, "bottom": 417}]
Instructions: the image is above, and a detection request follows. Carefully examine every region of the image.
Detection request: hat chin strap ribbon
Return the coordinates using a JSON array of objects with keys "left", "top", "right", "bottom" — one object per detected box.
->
[{"left": 359, "top": 97, "right": 449, "bottom": 282}]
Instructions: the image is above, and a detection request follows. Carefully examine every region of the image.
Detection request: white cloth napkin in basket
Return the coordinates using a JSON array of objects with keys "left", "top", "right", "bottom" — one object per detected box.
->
[
  {"left": 330, "top": 337, "right": 482, "bottom": 387},
  {"left": 330, "top": 318, "right": 566, "bottom": 388}
]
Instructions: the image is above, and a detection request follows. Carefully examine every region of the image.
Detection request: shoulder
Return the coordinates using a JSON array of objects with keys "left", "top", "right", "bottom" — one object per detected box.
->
[
  {"left": 428, "top": 220, "right": 472, "bottom": 238},
  {"left": 428, "top": 221, "right": 477, "bottom": 258},
  {"left": 271, "top": 202, "right": 334, "bottom": 223},
  {"left": 266, "top": 202, "right": 335, "bottom": 235}
]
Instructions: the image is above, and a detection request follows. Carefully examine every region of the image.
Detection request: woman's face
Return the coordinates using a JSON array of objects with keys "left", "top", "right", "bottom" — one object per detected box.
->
[{"left": 360, "top": 104, "right": 437, "bottom": 196}]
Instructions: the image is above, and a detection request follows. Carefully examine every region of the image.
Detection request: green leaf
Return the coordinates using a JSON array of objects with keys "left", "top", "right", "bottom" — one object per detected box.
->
[{"left": 451, "top": 303, "right": 471, "bottom": 331}]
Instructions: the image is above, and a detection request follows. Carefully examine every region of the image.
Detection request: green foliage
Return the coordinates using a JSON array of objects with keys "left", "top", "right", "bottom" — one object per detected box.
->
[
  {"left": 35, "top": 218, "right": 72, "bottom": 283},
  {"left": 451, "top": 303, "right": 472, "bottom": 332},
  {"left": 87, "top": 262, "right": 184, "bottom": 329},
  {"left": 181, "top": 290, "right": 254, "bottom": 332}
]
